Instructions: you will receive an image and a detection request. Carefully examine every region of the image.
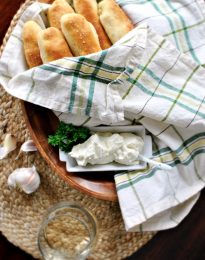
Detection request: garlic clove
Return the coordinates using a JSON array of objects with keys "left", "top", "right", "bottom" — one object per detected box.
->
[
  {"left": 3, "top": 133, "right": 17, "bottom": 151},
  {"left": 15, "top": 140, "right": 38, "bottom": 160},
  {"left": 0, "top": 134, "right": 17, "bottom": 159},
  {"left": 0, "top": 147, "right": 7, "bottom": 159},
  {"left": 8, "top": 166, "right": 40, "bottom": 194},
  {"left": 20, "top": 140, "right": 38, "bottom": 152}
]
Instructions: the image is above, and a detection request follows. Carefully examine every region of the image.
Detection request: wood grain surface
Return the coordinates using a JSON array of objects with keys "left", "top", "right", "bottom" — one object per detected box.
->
[{"left": 1, "top": 1, "right": 205, "bottom": 260}]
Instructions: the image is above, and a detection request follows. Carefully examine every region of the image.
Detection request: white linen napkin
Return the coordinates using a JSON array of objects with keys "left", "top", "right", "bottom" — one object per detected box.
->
[{"left": 0, "top": 0, "right": 205, "bottom": 232}]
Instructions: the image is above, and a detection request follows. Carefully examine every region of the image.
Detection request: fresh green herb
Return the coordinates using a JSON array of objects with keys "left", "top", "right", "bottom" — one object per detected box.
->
[{"left": 48, "top": 122, "right": 91, "bottom": 152}]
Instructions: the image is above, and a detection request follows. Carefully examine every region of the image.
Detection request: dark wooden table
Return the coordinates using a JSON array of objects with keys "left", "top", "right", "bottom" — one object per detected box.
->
[{"left": 1, "top": 1, "right": 205, "bottom": 259}]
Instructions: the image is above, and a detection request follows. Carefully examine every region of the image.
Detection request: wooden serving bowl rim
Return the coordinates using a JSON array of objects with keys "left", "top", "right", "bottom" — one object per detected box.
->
[{"left": 21, "top": 101, "right": 118, "bottom": 201}]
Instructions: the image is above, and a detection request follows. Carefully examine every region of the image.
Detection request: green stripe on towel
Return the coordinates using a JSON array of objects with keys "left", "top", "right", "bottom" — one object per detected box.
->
[
  {"left": 165, "top": 1, "right": 200, "bottom": 64},
  {"left": 68, "top": 57, "right": 85, "bottom": 112},
  {"left": 122, "top": 39, "right": 166, "bottom": 99},
  {"left": 162, "top": 65, "right": 200, "bottom": 122},
  {"left": 85, "top": 50, "right": 108, "bottom": 116}
]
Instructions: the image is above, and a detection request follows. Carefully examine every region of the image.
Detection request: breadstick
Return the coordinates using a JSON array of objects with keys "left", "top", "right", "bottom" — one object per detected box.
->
[
  {"left": 98, "top": 0, "right": 134, "bottom": 44},
  {"left": 73, "top": 0, "right": 111, "bottom": 49},
  {"left": 38, "top": 27, "right": 73, "bottom": 63},
  {"left": 23, "top": 21, "right": 42, "bottom": 68},
  {"left": 61, "top": 13, "right": 102, "bottom": 56},
  {"left": 38, "top": 0, "right": 55, "bottom": 3},
  {"left": 38, "top": 0, "right": 72, "bottom": 4},
  {"left": 48, "top": 0, "right": 74, "bottom": 31}
]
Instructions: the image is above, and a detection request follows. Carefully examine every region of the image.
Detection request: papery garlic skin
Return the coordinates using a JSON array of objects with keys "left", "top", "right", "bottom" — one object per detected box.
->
[
  {"left": 0, "top": 147, "right": 7, "bottom": 159},
  {"left": 0, "top": 134, "right": 17, "bottom": 159},
  {"left": 8, "top": 166, "right": 40, "bottom": 194}
]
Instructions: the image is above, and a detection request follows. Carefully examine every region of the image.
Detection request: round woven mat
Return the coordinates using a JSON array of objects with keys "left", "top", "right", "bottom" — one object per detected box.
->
[{"left": 0, "top": 0, "right": 155, "bottom": 259}]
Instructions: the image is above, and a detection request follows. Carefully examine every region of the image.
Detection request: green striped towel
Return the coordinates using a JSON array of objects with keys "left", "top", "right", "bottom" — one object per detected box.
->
[
  {"left": 115, "top": 0, "right": 205, "bottom": 231},
  {"left": 0, "top": 1, "right": 205, "bottom": 231}
]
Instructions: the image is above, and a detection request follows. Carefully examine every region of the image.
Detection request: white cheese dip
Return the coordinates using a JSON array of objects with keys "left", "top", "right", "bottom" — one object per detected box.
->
[{"left": 69, "top": 132, "right": 144, "bottom": 166}]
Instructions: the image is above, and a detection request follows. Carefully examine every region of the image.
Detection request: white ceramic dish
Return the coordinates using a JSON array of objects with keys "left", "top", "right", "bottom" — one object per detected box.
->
[{"left": 59, "top": 125, "right": 152, "bottom": 172}]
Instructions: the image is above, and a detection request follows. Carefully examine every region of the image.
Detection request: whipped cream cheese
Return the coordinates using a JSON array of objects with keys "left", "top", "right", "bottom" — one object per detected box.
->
[{"left": 69, "top": 132, "right": 144, "bottom": 166}]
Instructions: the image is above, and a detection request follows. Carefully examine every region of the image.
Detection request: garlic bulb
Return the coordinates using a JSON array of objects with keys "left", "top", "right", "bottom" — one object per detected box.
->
[
  {"left": 8, "top": 166, "right": 40, "bottom": 194},
  {"left": 0, "top": 134, "right": 17, "bottom": 159}
]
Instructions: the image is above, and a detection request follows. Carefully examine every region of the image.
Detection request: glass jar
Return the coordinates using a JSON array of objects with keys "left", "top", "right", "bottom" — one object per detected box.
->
[{"left": 38, "top": 202, "right": 97, "bottom": 260}]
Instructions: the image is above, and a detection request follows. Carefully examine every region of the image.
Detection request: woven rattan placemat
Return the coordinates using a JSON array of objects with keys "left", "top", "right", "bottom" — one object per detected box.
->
[{"left": 0, "top": 0, "right": 155, "bottom": 259}]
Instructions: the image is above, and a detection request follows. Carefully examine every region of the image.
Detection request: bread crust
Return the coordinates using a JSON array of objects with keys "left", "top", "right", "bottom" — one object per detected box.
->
[
  {"left": 38, "top": 0, "right": 55, "bottom": 3},
  {"left": 48, "top": 0, "right": 74, "bottom": 31},
  {"left": 23, "top": 21, "right": 43, "bottom": 68},
  {"left": 98, "top": 0, "right": 134, "bottom": 44},
  {"left": 38, "top": 27, "right": 73, "bottom": 63},
  {"left": 73, "top": 0, "right": 111, "bottom": 50},
  {"left": 61, "top": 13, "right": 102, "bottom": 56},
  {"left": 38, "top": 0, "right": 72, "bottom": 4}
]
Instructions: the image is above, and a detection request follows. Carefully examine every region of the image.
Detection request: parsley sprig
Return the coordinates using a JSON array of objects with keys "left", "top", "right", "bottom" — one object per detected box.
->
[{"left": 48, "top": 122, "right": 91, "bottom": 152}]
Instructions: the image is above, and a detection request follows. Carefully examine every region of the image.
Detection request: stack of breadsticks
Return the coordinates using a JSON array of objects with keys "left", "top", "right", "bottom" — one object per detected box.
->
[{"left": 23, "top": 0, "right": 134, "bottom": 68}]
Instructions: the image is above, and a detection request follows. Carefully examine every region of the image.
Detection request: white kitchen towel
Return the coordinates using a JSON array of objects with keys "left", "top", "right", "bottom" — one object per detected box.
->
[
  {"left": 0, "top": 1, "right": 205, "bottom": 232},
  {"left": 114, "top": 0, "right": 205, "bottom": 231},
  {"left": 117, "top": 0, "right": 205, "bottom": 65}
]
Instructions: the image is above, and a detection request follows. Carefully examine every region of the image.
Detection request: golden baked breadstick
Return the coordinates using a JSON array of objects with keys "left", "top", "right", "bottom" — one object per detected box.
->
[
  {"left": 48, "top": 0, "right": 74, "bottom": 31},
  {"left": 38, "top": 0, "right": 72, "bottom": 3},
  {"left": 23, "top": 21, "right": 43, "bottom": 68},
  {"left": 38, "top": 27, "right": 73, "bottom": 63},
  {"left": 98, "top": 0, "right": 134, "bottom": 44},
  {"left": 38, "top": 0, "right": 55, "bottom": 3},
  {"left": 73, "top": 0, "right": 111, "bottom": 50},
  {"left": 61, "top": 13, "right": 102, "bottom": 56}
]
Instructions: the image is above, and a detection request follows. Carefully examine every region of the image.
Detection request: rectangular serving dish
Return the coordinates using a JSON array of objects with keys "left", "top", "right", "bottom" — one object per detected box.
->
[{"left": 59, "top": 125, "right": 152, "bottom": 172}]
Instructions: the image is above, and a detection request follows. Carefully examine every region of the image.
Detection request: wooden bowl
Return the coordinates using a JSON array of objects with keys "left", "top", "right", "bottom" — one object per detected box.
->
[{"left": 21, "top": 101, "right": 118, "bottom": 201}]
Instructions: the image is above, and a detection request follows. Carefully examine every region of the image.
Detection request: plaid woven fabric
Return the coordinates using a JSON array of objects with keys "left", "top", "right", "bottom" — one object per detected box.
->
[
  {"left": 0, "top": 1, "right": 205, "bottom": 231},
  {"left": 114, "top": 0, "right": 205, "bottom": 231},
  {"left": 117, "top": 0, "right": 205, "bottom": 65}
]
